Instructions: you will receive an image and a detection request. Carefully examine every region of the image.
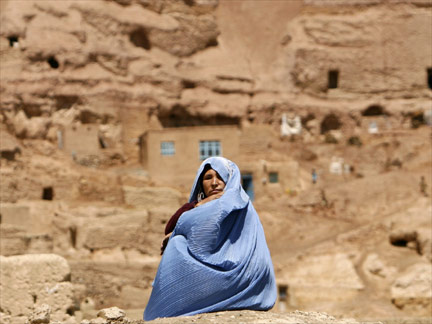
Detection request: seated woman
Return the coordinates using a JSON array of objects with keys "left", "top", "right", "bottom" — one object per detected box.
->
[{"left": 144, "top": 157, "right": 276, "bottom": 321}]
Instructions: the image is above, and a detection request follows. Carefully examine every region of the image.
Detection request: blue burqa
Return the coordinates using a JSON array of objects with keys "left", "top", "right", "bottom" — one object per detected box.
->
[{"left": 144, "top": 157, "right": 276, "bottom": 320}]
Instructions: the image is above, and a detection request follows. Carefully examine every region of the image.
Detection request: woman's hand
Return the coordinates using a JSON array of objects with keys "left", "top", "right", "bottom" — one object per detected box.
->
[
  {"left": 195, "top": 192, "right": 223, "bottom": 207},
  {"left": 160, "top": 232, "right": 171, "bottom": 255}
]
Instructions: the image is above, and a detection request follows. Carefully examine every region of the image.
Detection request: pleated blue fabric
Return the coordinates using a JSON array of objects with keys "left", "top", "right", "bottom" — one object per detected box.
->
[{"left": 144, "top": 157, "right": 276, "bottom": 321}]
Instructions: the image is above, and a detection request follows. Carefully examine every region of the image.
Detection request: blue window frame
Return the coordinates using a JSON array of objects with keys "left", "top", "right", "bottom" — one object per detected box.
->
[
  {"left": 199, "top": 140, "right": 221, "bottom": 160},
  {"left": 161, "top": 141, "right": 175, "bottom": 156}
]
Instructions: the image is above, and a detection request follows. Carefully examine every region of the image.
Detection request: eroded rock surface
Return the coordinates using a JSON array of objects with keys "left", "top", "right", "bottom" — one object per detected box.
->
[
  {"left": 77, "top": 308, "right": 382, "bottom": 324},
  {"left": 0, "top": 254, "right": 75, "bottom": 324}
]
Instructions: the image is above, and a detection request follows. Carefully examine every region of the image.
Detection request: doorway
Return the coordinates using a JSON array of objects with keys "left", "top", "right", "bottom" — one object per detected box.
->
[{"left": 241, "top": 173, "right": 254, "bottom": 201}]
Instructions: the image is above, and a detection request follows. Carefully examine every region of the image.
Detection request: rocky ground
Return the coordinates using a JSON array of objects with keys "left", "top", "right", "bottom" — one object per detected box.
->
[
  {"left": 29, "top": 305, "right": 385, "bottom": 324},
  {"left": 25, "top": 305, "right": 432, "bottom": 324}
]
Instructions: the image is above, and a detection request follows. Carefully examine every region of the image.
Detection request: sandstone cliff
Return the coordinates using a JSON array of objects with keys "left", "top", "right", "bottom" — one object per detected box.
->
[{"left": 1, "top": 0, "right": 431, "bottom": 323}]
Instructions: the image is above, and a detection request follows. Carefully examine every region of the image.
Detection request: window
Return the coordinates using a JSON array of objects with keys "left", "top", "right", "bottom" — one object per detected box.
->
[
  {"left": 269, "top": 172, "right": 279, "bottom": 183},
  {"left": 47, "top": 56, "right": 59, "bottom": 69},
  {"left": 161, "top": 141, "right": 175, "bottom": 156},
  {"left": 42, "top": 187, "right": 54, "bottom": 200},
  {"left": 199, "top": 140, "right": 221, "bottom": 160},
  {"left": 328, "top": 70, "right": 339, "bottom": 89}
]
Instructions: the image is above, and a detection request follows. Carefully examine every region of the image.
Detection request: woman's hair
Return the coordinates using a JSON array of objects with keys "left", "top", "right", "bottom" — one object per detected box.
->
[{"left": 196, "top": 164, "right": 212, "bottom": 201}]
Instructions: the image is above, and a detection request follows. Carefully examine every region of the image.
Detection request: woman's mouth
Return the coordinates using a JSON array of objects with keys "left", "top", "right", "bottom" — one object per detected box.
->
[{"left": 210, "top": 189, "right": 222, "bottom": 195}]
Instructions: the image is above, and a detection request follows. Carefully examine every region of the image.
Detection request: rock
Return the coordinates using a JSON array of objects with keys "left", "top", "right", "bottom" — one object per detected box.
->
[
  {"left": 69, "top": 260, "right": 157, "bottom": 311},
  {"left": 123, "top": 186, "right": 182, "bottom": 209},
  {"left": 84, "top": 309, "right": 380, "bottom": 324},
  {"left": 389, "top": 229, "right": 417, "bottom": 247},
  {"left": 362, "top": 253, "right": 396, "bottom": 279},
  {"left": 391, "top": 262, "right": 432, "bottom": 316},
  {"left": 96, "top": 307, "right": 125, "bottom": 320},
  {"left": 26, "top": 117, "right": 51, "bottom": 139},
  {"left": 0, "top": 254, "right": 75, "bottom": 324},
  {"left": 81, "top": 318, "right": 107, "bottom": 324},
  {"left": 27, "top": 304, "right": 51, "bottom": 324},
  {"left": 11, "top": 110, "right": 29, "bottom": 137},
  {"left": 0, "top": 128, "right": 22, "bottom": 160},
  {"left": 416, "top": 227, "right": 432, "bottom": 262},
  {"left": 79, "top": 297, "right": 96, "bottom": 315},
  {"left": 279, "top": 254, "right": 364, "bottom": 307},
  {"left": 79, "top": 212, "right": 150, "bottom": 252},
  {"left": 0, "top": 312, "right": 12, "bottom": 324}
]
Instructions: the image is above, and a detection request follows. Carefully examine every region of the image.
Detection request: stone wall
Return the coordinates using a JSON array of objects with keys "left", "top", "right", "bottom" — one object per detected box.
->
[
  {"left": 142, "top": 126, "right": 240, "bottom": 186},
  {"left": 0, "top": 254, "right": 75, "bottom": 324}
]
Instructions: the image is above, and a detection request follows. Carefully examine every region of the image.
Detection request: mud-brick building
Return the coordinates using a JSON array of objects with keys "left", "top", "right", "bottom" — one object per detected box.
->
[
  {"left": 61, "top": 124, "right": 100, "bottom": 158},
  {"left": 140, "top": 125, "right": 301, "bottom": 201},
  {"left": 140, "top": 125, "right": 240, "bottom": 187}
]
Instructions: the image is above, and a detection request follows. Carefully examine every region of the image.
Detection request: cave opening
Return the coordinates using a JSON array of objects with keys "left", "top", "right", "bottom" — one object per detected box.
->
[
  {"left": 8, "top": 36, "right": 19, "bottom": 48},
  {"left": 205, "top": 37, "right": 219, "bottom": 48},
  {"left": 47, "top": 56, "right": 59, "bottom": 69},
  {"left": 320, "top": 113, "right": 341, "bottom": 134},
  {"left": 55, "top": 95, "right": 80, "bottom": 110},
  {"left": 390, "top": 239, "right": 408, "bottom": 247},
  {"left": 362, "top": 105, "right": 386, "bottom": 116},
  {"left": 182, "top": 80, "right": 197, "bottom": 89},
  {"left": 130, "top": 28, "right": 151, "bottom": 50}
]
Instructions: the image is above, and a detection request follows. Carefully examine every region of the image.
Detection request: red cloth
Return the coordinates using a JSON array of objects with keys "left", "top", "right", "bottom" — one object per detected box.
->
[{"left": 164, "top": 201, "right": 196, "bottom": 235}]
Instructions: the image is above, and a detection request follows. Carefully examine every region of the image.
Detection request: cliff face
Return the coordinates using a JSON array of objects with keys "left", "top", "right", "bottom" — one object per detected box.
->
[
  {"left": 1, "top": 0, "right": 430, "bottom": 161},
  {"left": 1, "top": 0, "right": 431, "bottom": 322}
]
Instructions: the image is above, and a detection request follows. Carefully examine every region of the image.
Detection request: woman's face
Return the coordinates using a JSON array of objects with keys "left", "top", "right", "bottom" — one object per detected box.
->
[{"left": 202, "top": 168, "right": 226, "bottom": 197}]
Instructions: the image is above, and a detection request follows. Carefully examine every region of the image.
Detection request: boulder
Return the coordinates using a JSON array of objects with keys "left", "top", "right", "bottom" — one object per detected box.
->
[
  {"left": 0, "top": 128, "right": 22, "bottom": 160},
  {"left": 391, "top": 262, "right": 432, "bottom": 316},
  {"left": 81, "top": 309, "right": 380, "bottom": 324},
  {"left": 416, "top": 227, "right": 432, "bottom": 262},
  {"left": 69, "top": 260, "right": 157, "bottom": 311},
  {"left": 362, "top": 253, "right": 396, "bottom": 280},
  {"left": 27, "top": 304, "right": 51, "bottom": 324},
  {"left": 0, "top": 254, "right": 74, "bottom": 324},
  {"left": 123, "top": 186, "right": 182, "bottom": 209},
  {"left": 96, "top": 307, "right": 125, "bottom": 321},
  {"left": 280, "top": 253, "right": 364, "bottom": 307},
  {"left": 80, "top": 212, "right": 149, "bottom": 251}
]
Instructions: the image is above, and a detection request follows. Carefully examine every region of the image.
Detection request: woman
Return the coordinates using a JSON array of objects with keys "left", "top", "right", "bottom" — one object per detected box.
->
[{"left": 144, "top": 157, "right": 277, "bottom": 320}]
